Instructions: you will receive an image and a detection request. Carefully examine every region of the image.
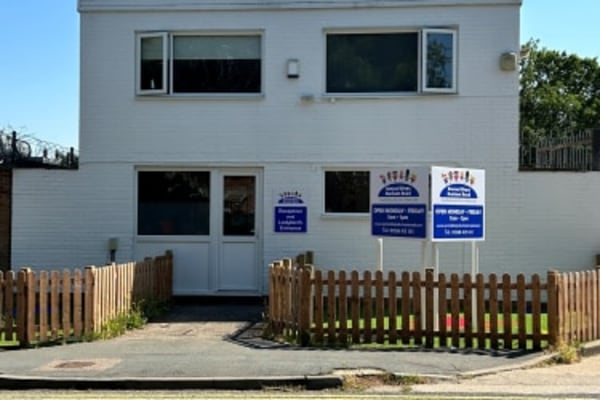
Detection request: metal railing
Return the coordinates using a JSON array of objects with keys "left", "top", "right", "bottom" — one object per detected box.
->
[{"left": 519, "top": 130, "right": 599, "bottom": 171}]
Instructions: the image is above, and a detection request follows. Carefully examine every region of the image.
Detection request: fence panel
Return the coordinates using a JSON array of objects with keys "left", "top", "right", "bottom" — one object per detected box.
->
[
  {"left": 269, "top": 262, "right": 578, "bottom": 351},
  {"left": 0, "top": 251, "right": 172, "bottom": 347}
]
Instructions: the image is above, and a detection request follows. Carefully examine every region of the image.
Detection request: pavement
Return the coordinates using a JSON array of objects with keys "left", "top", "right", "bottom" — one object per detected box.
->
[{"left": 1, "top": 299, "right": 600, "bottom": 397}]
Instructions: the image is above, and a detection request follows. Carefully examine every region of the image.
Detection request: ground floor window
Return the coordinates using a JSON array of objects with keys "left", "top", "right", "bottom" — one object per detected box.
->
[
  {"left": 324, "top": 170, "right": 370, "bottom": 214},
  {"left": 137, "top": 171, "right": 210, "bottom": 235}
]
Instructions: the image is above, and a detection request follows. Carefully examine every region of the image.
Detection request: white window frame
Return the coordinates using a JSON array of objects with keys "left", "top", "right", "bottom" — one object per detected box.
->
[
  {"left": 422, "top": 28, "right": 458, "bottom": 93},
  {"left": 136, "top": 30, "right": 263, "bottom": 97},
  {"left": 136, "top": 32, "right": 169, "bottom": 95},
  {"left": 168, "top": 32, "right": 263, "bottom": 97},
  {"left": 324, "top": 27, "right": 458, "bottom": 96}
]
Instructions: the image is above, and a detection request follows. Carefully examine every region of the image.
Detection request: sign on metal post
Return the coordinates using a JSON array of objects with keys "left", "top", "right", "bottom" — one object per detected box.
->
[
  {"left": 370, "top": 167, "right": 429, "bottom": 238},
  {"left": 431, "top": 166, "right": 485, "bottom": 242}
]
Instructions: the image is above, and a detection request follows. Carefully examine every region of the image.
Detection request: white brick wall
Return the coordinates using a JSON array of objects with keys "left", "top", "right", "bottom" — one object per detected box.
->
[{"left": 17, "top": 1, "right": 598, "bottom": 295}]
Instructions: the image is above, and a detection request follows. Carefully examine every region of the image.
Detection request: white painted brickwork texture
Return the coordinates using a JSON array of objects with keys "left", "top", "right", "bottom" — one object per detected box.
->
[{"left": 13, "top": 1, "right": 598, "bottom": 294}]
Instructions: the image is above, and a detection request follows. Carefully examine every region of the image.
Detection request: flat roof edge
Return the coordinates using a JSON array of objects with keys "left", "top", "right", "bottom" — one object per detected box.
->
[{"left": 78, "top": 0, "right": 522, "bottom": 13}]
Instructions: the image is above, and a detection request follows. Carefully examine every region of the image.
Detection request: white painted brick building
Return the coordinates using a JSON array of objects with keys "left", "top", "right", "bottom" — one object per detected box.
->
[{"left": 11, "top": 0, "right": 600, "bottom": 295}]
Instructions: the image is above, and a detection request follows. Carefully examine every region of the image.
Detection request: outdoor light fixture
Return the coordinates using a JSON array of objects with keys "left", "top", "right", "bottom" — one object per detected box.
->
[
  {"left": 499, "top": 52, "right": 518, "bottom": 71},
  {"left": 287, "top": 59, "right": 300, "bottom": 78},
  {"left": 108, "top": 237, "right": 119, "bottom": 263}
]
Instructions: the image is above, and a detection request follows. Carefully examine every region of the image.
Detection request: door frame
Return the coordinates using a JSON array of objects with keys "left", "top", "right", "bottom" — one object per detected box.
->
[{"left": 212, "top": 168, "right": 263, "bottom": 293}]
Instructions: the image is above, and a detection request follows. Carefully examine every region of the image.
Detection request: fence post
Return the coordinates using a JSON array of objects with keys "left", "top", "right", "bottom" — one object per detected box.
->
[
  {"left": 298, "top": 266, "right": 312, "bottom": 346},
  {"left": 16, "top": 269, "right": 29, "bottom": 346},
  {"left": 547, "top": 270, "right": 559, "bottom": 347},
  {"left": 592, "top": 129, "right": 600, "bottom": 171},
  {"left": 165, "top": 250, "right": 174, "bottom": 300},
  {"left": 84, "top": 266, "right": 95, "bottom": 335},
  {"left": 304, "top": 251, "right": 314, "bottom": 266}
]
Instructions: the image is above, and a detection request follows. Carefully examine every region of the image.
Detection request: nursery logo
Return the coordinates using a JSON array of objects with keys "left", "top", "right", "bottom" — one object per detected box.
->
[
  {"left": 439, "top": 170, "right": 478, "bottom": 200},
  {"left": 277, "top": 191, "right": 304, "bottom": 204},
  {"left": 377, "top": 169, "right": 419, "bottom": 198}
]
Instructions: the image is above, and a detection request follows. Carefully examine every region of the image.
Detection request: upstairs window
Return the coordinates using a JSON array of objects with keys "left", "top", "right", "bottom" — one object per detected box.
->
[
  {"left": 136, "top": 32, "right": 262, "bottom": 95},
  {"left": 327, "top": 33, "right": 418, "bottom": 93},
  {"left": 326, "top": 28, "right": 457, "bottom": 94},
  {"left": 422, "top": 29, "right": 457, "bottom": 92},
  {"left": 138, "top": 33, "right": 168, "bottom": 94}
]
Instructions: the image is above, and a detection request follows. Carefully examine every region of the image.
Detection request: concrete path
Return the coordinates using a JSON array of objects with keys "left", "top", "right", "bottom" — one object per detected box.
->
[{"left": 1, "top": 302, "right": 597, "bottom": 396}]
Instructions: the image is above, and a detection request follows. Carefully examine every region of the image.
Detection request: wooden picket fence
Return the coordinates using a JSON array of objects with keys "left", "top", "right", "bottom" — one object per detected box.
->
[
  {"left": 269, "top": 256, "right": 600, "bottom": 351},
  {"left": 0, "top": 251, "right": 172, "bottom": 347},
  {"left": 555, "top": 268, "right": 600, "bottom": 345}
]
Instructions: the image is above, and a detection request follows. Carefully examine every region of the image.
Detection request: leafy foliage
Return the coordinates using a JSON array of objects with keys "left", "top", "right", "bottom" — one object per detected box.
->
[{"left": 520, "top": 39, "right": 600, "bottom": 145}]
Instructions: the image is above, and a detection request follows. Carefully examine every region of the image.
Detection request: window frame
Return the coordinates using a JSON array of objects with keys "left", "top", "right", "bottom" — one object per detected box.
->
[
  {"left": 421, "top": 28, "right": 458, "bottom": 93},
  {"left": 136, "top": 30, "right": 264, "bottom": 97},
  {"left": 136, "top": 32, "right": 169, "bottom": 96},
  {"left": 324, "top": 27, "right": 458, "bottom": 96},
  {"left": 323, "top": 169, "right": 371, "bottom": 217}
]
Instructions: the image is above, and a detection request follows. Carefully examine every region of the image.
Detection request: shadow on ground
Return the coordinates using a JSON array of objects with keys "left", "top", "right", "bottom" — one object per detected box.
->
[{"left": 154, "top": 296, "right": 266, "bottom": 323}]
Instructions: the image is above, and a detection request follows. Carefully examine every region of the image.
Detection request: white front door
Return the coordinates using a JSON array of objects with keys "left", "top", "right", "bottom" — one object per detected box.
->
[{"left": 215, "top": 171, "right": 261, "bottom": 292}]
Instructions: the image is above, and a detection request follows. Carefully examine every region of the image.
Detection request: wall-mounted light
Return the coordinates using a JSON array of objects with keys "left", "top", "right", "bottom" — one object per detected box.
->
[
  {"left": 499, "top": 52, "right": 518, "bottom": 71},
  {"left": 287, "top": 59, "right": 300, "bottom": 79},
  {"left": 108, "top": 237, "right": 119, "bottom": 263}
]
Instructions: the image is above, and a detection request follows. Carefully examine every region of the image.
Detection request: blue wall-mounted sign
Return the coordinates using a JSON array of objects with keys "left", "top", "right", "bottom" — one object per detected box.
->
[{"left": 274, "top": 191, "right": 307, "bottom": 233}]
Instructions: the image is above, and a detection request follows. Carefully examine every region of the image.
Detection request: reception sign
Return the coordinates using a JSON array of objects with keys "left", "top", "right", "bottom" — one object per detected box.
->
[{"left": 274, "top": 191, "right": 307, "bottom": 233}]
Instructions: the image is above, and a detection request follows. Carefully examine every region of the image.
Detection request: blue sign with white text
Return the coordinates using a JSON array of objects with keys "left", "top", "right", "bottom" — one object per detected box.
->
[
  {"left": 371, "top": 204, "right": 427, "bottom": 238},
  {"left": 433, "top": 204, "right": 484, "bottom": 240},
  {"left": 275, "top": 206, "right": 307, "bottom": 233}
]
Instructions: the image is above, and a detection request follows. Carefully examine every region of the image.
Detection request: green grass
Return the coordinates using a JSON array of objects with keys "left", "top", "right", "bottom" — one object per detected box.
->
[
  {"left": 311, "top": 313, "right": 549, "bottom": 350},
  {"left": 318, "top": 313, "right": 548, "bottom": 333}
]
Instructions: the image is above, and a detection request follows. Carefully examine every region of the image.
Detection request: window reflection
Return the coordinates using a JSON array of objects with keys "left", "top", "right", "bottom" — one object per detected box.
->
[
  {"left": 138, "top": 171, "right": 210, "bottom": 235},
  {"left": 223, "top": 176, "right": 255, "bottom": 236}
]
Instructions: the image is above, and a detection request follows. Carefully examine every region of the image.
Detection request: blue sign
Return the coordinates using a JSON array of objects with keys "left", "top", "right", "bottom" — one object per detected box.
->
[
  {"left": 371, "top": 204, "right": 427, "bottom": 238},
  {"left": 431, "top": 167, "right": 485, "bottom": 242},
  {"left": 370, "top": 167, "right": 429, "bottom": 239},
  {"left": 433, "top": 205, "right": 484, "bottom": 240},
  {"left": 275, "top": 206, "right": 307, "bottom": 233}
]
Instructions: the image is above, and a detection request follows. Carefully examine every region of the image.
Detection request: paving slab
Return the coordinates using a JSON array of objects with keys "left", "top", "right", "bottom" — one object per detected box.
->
[{"left": 0, "top": 302, "right": 557, "bottom": 391}]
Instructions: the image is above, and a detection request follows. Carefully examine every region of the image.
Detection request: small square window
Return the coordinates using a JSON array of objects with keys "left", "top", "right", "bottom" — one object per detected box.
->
[{"left": 324, "top": 171, "right": 370, "bottom": 214}]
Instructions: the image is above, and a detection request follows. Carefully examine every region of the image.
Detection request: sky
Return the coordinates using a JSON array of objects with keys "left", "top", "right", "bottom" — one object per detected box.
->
[{"left": 1, "top": 0, "right": 600, "bottom": 148}]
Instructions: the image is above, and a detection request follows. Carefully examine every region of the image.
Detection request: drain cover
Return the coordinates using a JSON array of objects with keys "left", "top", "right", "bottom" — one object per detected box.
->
[
  {"left": 36, "top": 358, "right": 121, "bottom": 372},
  {"left": 55, "top": 361, "right": 96, "bottom": 369}
]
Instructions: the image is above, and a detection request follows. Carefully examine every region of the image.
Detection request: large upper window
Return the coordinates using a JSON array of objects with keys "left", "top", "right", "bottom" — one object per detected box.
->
[
  {"left": 138, "top": 171, "right": 210, "bottom": 235},
  {"left": 137, "top": 32, "right": 262, "bottom": 95},
  {"left": 326, "top": 29, "right": 457, "bottom": 94},
  {"left": 324, "top": 171, "right": 370, "bottom": 214}
]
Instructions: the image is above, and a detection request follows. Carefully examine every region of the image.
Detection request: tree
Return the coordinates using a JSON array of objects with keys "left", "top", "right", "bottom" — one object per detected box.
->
[{"left": 520, "top": 39, "right": 600, "bottom": 145}]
